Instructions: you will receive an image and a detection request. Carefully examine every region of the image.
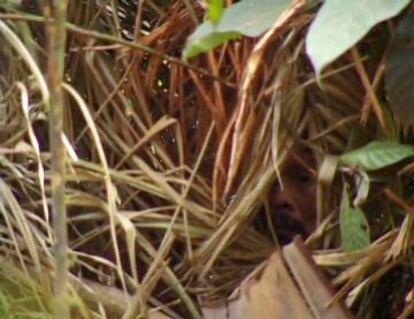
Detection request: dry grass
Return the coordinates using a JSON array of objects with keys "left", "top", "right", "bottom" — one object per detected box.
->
[{"left": 0, "top": 1, "right": 414, "bottom": 318}]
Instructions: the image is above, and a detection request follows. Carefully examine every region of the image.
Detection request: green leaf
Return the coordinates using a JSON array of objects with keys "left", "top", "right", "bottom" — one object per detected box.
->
[
  {"left": 340, "top": 187, "right": 370, "bottom": 252},
  {"left": 340, "top": 141, "right": 414, "bottom": 171},
  {"left": 306, "top": 0, "right": 411, "bottom": 76},
  {"left": 208, "top": 0, "right": 225, "bottom": 25},
  {"left": 183, "top": 0, "right": 292, "bottom": 59},
  {"left": 183, "top": 22, "right": 240, "bottom": 60}
]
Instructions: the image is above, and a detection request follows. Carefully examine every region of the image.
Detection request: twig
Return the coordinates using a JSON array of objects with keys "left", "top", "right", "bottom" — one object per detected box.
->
[{"left": 45, "top": 1, "right": 70, "bottom": 318}]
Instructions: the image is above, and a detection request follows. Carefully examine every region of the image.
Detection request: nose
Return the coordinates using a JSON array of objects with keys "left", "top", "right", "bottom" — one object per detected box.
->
[{"left": 274, "top": 200, "right": 303, "bottom": 224}]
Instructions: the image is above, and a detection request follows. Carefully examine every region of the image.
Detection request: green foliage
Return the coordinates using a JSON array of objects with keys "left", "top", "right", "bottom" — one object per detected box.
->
[
  {"left": 340, "top": 141, "right": 414, "bottom": 171},
  {"left": 339, "top": 187, "right": 370, "bottom": 252},
  {"left": 183, "top": 0, "right": 292, "bottom": 59},
  {"left": 208, "top": 0, "right": 225, "bottom": 25},
  {"left": 183, "top": 24, "right": 239, "bottom": 60},
  {"left": 306, "top": 0, "right": 410, "bottom": 76}
]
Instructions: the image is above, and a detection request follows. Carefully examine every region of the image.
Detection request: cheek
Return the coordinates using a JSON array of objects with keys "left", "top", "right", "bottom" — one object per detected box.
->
[
  {"left": 290, "top": 186, "right": 316, "bottom": 231},
  {"left": 271, "top": 181, "right": 316, "bottom": 233}
]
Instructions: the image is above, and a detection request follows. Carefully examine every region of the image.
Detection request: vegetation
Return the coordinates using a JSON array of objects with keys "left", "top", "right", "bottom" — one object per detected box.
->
[{"left": 1, "top": 0, "right": 414, "bottom": 318}]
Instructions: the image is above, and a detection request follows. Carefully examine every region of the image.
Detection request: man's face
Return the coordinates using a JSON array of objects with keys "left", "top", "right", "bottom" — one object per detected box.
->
[{"left": 269, "top": 149, "right": 316, "bottom": 243}]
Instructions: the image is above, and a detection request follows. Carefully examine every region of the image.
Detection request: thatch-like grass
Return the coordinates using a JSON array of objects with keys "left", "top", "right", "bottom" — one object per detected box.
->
[{"left": 1, "top": 1, "right": 414, "bottom": 318}]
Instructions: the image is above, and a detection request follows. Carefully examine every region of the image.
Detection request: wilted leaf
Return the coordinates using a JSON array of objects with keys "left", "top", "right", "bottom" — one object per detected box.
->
[
  {"left": 183, "top": 0, "right": 292, "bottom": 59},
  {"left": 340, "top": 141, "right": 414, "bottom": 171},
  {"left": 202, "top": 240, "right": 352, "bottom": 319},
  {"left": 202, "top": 249, "right": 311, "bottom": 319},
  {"left": 208, "top": 0, "right": 225, "bottom": 25},
  {"left": 306, "top": 0, "right": 410, "bottom": 75},
  {"left": 385, "top": 13, "right": 414, "bottom": 131},
  {"left": 353, "top": 170, "right": 370, "bottom": 207},
  {"left": 340, "top": 187, "right": 370, "bottom": 252},
  {"left": 318, "top": 155, "right": 338, "bottom": 186}
]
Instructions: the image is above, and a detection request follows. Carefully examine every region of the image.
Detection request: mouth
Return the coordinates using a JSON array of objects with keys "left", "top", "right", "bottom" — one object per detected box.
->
[{"left": 273, "top": 208, "right": 308, "bottom": 245}]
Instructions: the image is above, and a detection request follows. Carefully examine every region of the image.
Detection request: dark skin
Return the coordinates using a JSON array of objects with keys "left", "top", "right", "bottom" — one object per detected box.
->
[{"left": 269, "top": 149, "right": 317, "bottom": 244}]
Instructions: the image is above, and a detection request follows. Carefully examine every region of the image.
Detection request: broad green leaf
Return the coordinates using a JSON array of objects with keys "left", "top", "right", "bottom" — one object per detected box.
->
[
  {"left": 306, "top": 0, "right": 411, "bottom": 76},
  {"left": 214, "top": 0, "right": 291, "bottom": 37},
  {"left": 385, "top": 13, "right": 414, "bottom": 131},
  {"left": 183, "top": 0, "right": 292, "bottom": 59},
  {"left": 340, "top": 141, "right": 414, "bottom": 171},
  {"left": 340, "top": 187, "right": 370, "bottom": 252},
  {"left": 183, "top": 23, "right": 239, "bottom": 60},
  {"left": 208, "top": 0, "right": 225, "bottom": 25}
]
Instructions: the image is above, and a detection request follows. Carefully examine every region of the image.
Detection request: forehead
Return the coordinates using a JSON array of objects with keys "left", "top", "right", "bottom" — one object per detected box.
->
[{"left": 282, "top": 147, "right": 315, "bottom": 171}]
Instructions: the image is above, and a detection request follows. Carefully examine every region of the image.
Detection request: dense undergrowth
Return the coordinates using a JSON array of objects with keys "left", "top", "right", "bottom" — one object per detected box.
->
[{"left": 1, "top": 0, "right": 414, "bottom": 318}]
